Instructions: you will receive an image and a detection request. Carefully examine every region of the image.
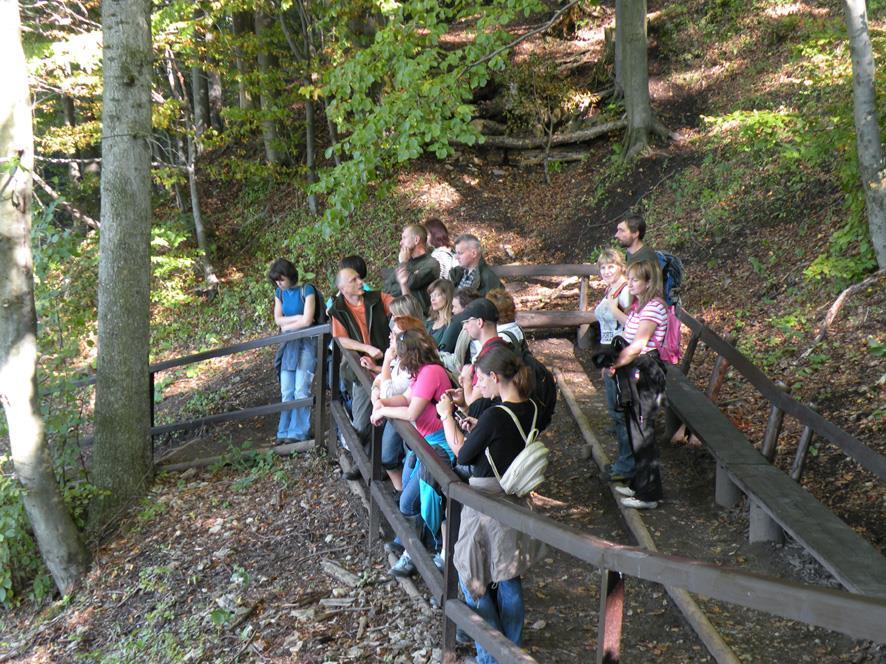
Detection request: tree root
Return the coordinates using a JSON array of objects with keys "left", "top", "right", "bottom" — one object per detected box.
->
[{"left": 801, "top": 268, "right": 886, "bottom": 357}]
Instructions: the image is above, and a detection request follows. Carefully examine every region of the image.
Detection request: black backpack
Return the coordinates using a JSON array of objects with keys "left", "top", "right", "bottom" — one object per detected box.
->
[
  {"left": 499, "top": 330, "right": 557, "bottom": 432},
  {"left": 302, "top": 284, "right": 328, "bottom": 324}
]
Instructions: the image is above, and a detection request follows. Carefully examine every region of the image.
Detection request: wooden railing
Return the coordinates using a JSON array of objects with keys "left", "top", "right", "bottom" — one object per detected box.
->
[{"left": 328, "top": 337, "right": 886, "bottom": 664}]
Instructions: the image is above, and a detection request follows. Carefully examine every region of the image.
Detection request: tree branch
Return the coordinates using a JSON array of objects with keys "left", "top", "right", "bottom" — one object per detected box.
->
[
  {"left": 804, "top": 268, "right": 886, "bottom": 352},
  {"left": 459, "top": 0, "right": 582, "bottom": 77},
  {"left": 479, "top": 119, "right": 627, "bottom": 149},
  {"left": 31, "top": 171, "right": 100, "bottom": 230}
]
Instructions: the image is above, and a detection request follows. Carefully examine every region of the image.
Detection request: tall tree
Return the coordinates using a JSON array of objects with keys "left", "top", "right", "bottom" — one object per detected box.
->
[
  {"left": 89, "top": 0, "right": 153, "bottom": 529},
  {"left": 620, "top": 0, "right": 671, "bottom": 159},
  {"left": 843, "top": 0, "right": 885, "bottom": 269},
  {"left": 0, "top": 0, "right": 89, "bottom": 594},
  {"left": 255, "top": 9, "right": 286, "bottom": 165}
]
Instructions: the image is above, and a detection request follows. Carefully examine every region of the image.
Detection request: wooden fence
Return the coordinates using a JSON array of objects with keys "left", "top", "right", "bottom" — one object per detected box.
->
[{"left": 57, "top": 265, "right": 886, "bottom": 662}]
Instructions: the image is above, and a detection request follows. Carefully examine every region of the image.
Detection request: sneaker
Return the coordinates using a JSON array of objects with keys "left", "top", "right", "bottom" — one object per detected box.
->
[
  {"left": 621, "top": 497, "right": 658, "bottom": 510},
  {"left": 433, "top": 553, "right": 445, "bottom": 573},
  {"left": 614, "top": 485, "right": 636, "bottom": 497},
  {"left": 338, "top": 430, "right": 349, "bottom": 450},
  {"left": 389, "top": 552, "right": 416, "bottom": 577},
  {"left": 384, "top": 540, "right": 405, "bottom": 557},
  {"left": 344, "top": 466, "right": 362, "bottom": 481}
]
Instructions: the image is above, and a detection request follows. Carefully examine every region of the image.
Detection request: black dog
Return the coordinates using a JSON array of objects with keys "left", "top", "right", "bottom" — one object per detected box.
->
[{"left": 591, "top": 338, "right": 666, "bottom": 502}]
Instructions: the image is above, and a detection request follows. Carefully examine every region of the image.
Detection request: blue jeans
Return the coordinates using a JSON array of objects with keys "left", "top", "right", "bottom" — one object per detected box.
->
[
  {"left": 381, "top": 421, "right": 405, "bottom": 470},
  {"left": 461, "top": 577, "right": 525, "bottom": 664},
  {"left": 277, "top": 343, "right": 316, "bottom": 440},
  {"left": 604, "top": 372, "right": 635, "bottom": 477},
  {"left": 400, "top": 453, "right": 421, "bottom": 517}
]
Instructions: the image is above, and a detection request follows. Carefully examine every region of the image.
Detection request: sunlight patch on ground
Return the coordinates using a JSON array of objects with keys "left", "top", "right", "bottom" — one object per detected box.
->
[
  {"left": 397, "top": 172, "right": 463, "bottom": 211},
  {"left": 763, "top": 2, "right": 830, "bottom": 19}
]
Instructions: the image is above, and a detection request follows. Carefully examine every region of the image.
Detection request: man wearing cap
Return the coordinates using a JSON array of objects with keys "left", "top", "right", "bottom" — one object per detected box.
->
[{"left": 457, "top": 298, "right": 504, "bottom": 405}]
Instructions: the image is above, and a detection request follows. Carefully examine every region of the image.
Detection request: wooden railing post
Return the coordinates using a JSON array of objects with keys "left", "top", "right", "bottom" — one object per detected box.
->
[
  {"left": 596, "top": 569, "right": 624, "bottom": 664},
  {"left": 367, "top": 423, "right": 384, "bottom": 564},
  {"left": 441, "top": 498, "right": 463, "bottom": 663},
  {"left": 761, "top": 381, "right": 787, "bottom": 462},
  {"left": 577, "top": 275, "right": 591, "bottom": 349},
  {"left": 715, "top": 464, "right": 741, "bottom": 508},
  {"left": 314, "top": 331, "right": 327, "bottom": 455},
  {"left": 790, "top": 426, "right": 814, "bottom": 482},
  {"left": 679, "top": 318, "right": 704, "bottom": 375},
  {"left": 327, "top": 341, "right": 342, "bottom": 459},
  {"left": 705, "top": 333, "right": 736, "bottom": 400}
]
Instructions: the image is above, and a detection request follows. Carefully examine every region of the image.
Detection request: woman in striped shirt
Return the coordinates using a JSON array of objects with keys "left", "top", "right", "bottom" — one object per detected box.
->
[{"left": 607, "top": 259, "right": 668, "bottom": 509}]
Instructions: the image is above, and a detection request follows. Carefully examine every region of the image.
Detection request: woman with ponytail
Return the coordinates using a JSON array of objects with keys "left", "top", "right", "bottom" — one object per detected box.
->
[{"left": 436, "top": 346, "right": 545, "bottom": 664}]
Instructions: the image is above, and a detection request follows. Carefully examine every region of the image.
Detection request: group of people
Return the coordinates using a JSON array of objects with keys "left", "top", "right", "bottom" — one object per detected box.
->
[{"left": 267, "top": 213, "right": 674, "bottom": 662}]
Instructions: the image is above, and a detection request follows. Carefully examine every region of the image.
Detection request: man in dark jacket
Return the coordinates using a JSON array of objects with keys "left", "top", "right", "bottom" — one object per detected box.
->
[
  {"left": 449, "top": 234, "right": 502, "bottom": 296},
  {"left": 382, "top": 224, "right": 439, "bottom": 313},
  {"left": 329, "top": 267, "right": 393, "bottom": 449}
]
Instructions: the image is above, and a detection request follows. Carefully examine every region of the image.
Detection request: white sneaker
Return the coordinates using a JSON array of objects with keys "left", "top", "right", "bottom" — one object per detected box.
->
[
  {"left": 621, "top": 497, "right": 658, "bottom": 510},
  {"left": 614, "top": 485, "right": 635, "bottom": 497}
]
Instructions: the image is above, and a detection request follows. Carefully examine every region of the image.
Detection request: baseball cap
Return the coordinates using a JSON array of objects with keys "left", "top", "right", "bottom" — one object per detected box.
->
[{"left": 461, "top": 298, "right": 499, "bottom": 323}]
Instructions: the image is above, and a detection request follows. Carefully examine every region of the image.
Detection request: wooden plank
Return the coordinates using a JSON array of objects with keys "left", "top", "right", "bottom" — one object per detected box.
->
[
  {"left": 491, "top": 263, "right": 599, "bottom": 278},
  {"left": 675, "top": 309, "right": 886, "bottom": 480},
  {"left": 665, "top": 371, "right": 769, "bottom": 466},
  {"left": 666, "top": 368, "right": 886, "bottom": 598},
  {"left": 149, "top": 397, "right": 313, "bottom": 436},
  {"left": 444, "top": 600, "right": 538, "bottom": 664},
  {"left": 515, "top": 310, "right": 597, "bottom": 328},
  {"left": 728, "top": 463, "right": 886, "bottom": 598}
]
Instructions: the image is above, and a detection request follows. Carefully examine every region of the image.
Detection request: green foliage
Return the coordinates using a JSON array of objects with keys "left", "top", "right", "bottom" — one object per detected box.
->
[
  {"left": 0, "top": 457, "right": 49, "bottom": 607},
  {"left": 315, "top": 0, "right": 545, "bottom": 229}
]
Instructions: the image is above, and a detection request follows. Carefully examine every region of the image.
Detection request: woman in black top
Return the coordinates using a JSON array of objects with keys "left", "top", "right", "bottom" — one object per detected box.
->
[{"left": 436, "top": 346, "right": 544, "bottom": 664}]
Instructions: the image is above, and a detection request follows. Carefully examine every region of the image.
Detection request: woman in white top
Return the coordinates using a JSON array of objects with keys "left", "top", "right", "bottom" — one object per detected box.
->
[
  {"left": 607, "top": 259, "right": 668, "bottom": 509},
  {"left": 425, "top": 217, "right": 456, "bottom": 280},
  {"left": 593, "top": 249, "right": 635, "bottom": 484}
]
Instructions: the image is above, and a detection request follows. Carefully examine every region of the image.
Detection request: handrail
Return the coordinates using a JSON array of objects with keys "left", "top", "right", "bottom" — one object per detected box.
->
[
  {"left": 328, "top": 337, "right": 886, "bottom": 655},
  {"left": 490, "top": 263, "right": 599, "bottom": 278},
  {"left": 447, "top": 481, "right": 886, "bottom": 642},
  {"left": 66, "top": 324, "right": 331, "bottom": 389},
  {"left": 675, "top": 307, "right": 886, "bottom": 481}
]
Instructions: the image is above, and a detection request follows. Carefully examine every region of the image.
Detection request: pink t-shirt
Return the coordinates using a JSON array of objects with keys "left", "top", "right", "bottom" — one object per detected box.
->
[
  {"left": 623, "top": 298, "right": 668, "bottom": 354},
  {"left": 409, "top": 364, "right": 451, "bottom": 437}
]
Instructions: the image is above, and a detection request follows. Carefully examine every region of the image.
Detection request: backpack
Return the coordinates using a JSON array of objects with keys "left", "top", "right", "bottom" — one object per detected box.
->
[
  {"left": 656, "top": 304, "right": 683, "bottom": 365},
  {"left": 656, "top": 251, "right": 684, "bottom": 306},
  {"left": 487, "top": 401, "right": 550, "bottom": 497},
  {"left": 499, "top": 330, "right": 557, "bottom": 431},
  {"left": 302, "top": 284, "right": 328, "bottom": 324}
]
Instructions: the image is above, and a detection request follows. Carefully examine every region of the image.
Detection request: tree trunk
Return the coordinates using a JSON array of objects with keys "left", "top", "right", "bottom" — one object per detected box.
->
[
  {"left": 614, "top": 0, "right": 624, "bottom": 98},
  {"left": 255, "top": 10, "right": 286, "bottom": 165},
  {"left": 621, "top": 0, "right": 652, "bottom": 159},
  {"left": 61, "top": 95, "right": 82, "bottom": 181},
  {"left": 232, "top": 11, "right": 255, "bottom": 111},
  {"left": 207, "top": 70, "right": 225, "bottom": 131},
  {"left": 843, "top": 0, "right": 886, "bottom": 269},
  {"left": 0, "top": 0, "right": 90, "bottom": 594},
  {"left": 165, "top": 54, "right": 219, "bottom": 289},
  {"left": 191, "top": 65, "right": 210, "bottom": 143},
  {"left": 90, "top": 0, "right": 154, "bottom": 531}
]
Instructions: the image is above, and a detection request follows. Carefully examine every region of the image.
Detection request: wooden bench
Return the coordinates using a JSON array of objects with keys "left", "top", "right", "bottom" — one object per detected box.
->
[{"left": 666, "top": 366, "right": 886, "bottom": 599}]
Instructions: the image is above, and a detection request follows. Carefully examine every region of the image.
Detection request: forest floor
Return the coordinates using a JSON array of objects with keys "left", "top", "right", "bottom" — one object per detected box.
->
[{"left": 2, "top": 0, "right": 885, "bottom": 661}]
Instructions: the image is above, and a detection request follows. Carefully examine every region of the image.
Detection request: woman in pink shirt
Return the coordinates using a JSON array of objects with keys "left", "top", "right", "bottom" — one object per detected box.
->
[
  {"left": 607, "top": 259, "right": 668, "bottom": 509},
  {"left": 371, "top": 330, "right": 454, "bottom": 576}
]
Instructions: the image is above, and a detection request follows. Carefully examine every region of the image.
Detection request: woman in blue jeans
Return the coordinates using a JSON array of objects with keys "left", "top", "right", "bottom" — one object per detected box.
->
[
  {"left": 436, "top": 346, "right": 546, "bottom": 664},
  {"left": 269, "top": 258, "right": 317, "bottom": 442}
]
